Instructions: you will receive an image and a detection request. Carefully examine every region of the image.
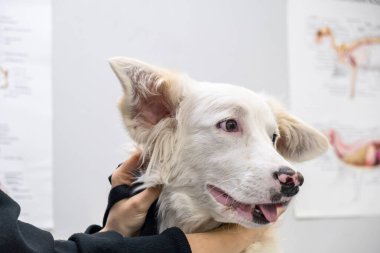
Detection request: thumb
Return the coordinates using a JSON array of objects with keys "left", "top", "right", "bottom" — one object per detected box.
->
[
  {"left": 112, "top": 151, "right": 142, "bottom": 186},
  {"left": 128, "top": 187, "right": 161, "bottom": 212}
]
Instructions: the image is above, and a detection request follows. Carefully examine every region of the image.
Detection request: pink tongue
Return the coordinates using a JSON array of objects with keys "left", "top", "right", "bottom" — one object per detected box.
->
[
  {"left": 207, "top": 186, "right": 253, "bottom": 221},
  {"left": 257, "top": 204, "right": 278, "bottom": 222}
]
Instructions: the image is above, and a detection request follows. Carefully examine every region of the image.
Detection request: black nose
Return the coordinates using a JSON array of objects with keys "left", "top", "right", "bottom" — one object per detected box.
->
[{"left": 273, "top": 167, "right": 304, "bottom": 197}]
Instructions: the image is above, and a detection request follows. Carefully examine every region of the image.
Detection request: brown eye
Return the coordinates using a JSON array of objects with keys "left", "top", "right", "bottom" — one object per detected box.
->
[
  {"left": 218, "top": 119, "right": 239, "bottom": 132},
  {"left": 272, "top": 133, "right": 278, "bottom": 145}
]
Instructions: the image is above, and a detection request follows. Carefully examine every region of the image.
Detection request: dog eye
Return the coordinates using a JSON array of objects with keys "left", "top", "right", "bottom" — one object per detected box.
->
[
  {"left": 272, "top": 133, "right": 278, "bottom": 145},
  {"left": 218, "top": 119, "right": 239, "bottom": 132}
]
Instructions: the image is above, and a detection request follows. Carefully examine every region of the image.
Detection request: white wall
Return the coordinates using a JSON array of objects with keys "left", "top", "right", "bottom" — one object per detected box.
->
[{"left": 52, "top": 0, "right": 380, "bottom": 252}]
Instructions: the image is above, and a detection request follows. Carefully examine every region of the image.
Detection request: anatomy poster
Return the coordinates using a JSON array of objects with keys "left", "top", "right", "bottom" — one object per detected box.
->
[
  {"left": 0, "top": 0, "right": 53, "bottom": 228},
  {"left": 288, "top": 0, "right": 380, "bottom": 218}
]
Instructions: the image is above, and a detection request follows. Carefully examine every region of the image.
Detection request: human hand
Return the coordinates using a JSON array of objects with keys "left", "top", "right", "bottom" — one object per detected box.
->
[
  {"left": 100, "top": 151, "right": 161, "bottom": 237},
  {"left": 186, "top": 224, "right": 271, "bottom": 253}
]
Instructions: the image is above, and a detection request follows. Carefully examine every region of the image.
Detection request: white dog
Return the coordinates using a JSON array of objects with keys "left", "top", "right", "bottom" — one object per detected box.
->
[{"left": 109, "top": 57, "right": 328, "bottom": 253}]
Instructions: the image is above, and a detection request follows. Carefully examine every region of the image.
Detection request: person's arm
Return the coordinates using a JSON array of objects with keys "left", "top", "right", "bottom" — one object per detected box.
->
[
  {"left": 0, "top": 189, "right": 55, "bottom": 253},
  {"left": 0, "top": 152, "right": 190, "bottom": 253},
  {"left": 0, "top": 189, "right": 191, "bottom": 253},
  {"left": 186, "top": 226, "right": 268, "bottom": 253}
]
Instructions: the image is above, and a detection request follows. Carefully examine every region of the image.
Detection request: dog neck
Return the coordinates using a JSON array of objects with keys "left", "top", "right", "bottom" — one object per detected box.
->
[
  {"left": 157, "top": 186, "right": 222, "bottom": 233},
  {"left": 139, "top": 153, "right": 221, "bottom": 234}
]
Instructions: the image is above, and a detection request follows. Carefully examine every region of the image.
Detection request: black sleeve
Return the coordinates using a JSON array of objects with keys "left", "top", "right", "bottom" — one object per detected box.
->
[{"left": 0, "top": 190, "right": 192, "bottom": 253}]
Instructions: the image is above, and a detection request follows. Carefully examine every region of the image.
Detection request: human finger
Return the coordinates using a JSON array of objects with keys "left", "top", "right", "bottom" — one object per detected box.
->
[
  {"left": 111, "top": 151, "right": 142, "bottom": 186},
  {"left": 127, "top": 187, "right": 161, "bottom": 212}
]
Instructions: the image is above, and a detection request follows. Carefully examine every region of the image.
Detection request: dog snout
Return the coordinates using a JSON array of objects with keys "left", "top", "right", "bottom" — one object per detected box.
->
[{"left": 273, "top": 167, "right": 304, "bottom": 197}]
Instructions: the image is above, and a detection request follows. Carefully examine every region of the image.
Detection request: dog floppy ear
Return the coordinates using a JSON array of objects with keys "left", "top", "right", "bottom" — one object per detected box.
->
[
  {"left": 267, "top": 99, "right": 329, "bottom": 162},
  {"left": 109, "top": 57, "right": 183, "bottom": 144}
]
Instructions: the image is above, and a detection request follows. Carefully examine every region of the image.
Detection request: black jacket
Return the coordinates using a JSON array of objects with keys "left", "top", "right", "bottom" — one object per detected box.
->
[{"left": 0, "top": 190, "right": 191, "bottom": 253}]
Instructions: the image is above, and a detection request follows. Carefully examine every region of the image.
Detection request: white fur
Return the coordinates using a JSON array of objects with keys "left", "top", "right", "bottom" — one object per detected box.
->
[{"left": 109, "top": 57, "right": 329, "bottom": 252}]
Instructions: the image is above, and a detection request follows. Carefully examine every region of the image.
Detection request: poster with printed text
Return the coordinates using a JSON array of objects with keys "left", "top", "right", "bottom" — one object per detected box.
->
[{"left": 0, "top": 0, "right": 53, "bottom": 228}]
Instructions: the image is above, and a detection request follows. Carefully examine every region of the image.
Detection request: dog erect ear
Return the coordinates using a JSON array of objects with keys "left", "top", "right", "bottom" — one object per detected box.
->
[
  {"left": 267, "top": 99, "right": 329, "bottom": 162},
  {"left": 109, "top": 57, "right": 183, "bottom": 143}
]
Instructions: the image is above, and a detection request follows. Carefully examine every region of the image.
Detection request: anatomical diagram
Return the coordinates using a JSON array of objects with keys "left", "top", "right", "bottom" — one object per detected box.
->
[
  {"left": 327, "top": 129, "right": 380, "bottom": 168},
  {"left": 316, "top": 27, "right": 380, "bottom": 98}
]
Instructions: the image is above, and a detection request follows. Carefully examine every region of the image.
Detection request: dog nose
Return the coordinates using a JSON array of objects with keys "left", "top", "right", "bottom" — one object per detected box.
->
[
  {"left": 273, "top": 167, "right": 304, "bottom": 197},
  {"left": 274, "top": 167, "right": 304, "bottom": 186}
]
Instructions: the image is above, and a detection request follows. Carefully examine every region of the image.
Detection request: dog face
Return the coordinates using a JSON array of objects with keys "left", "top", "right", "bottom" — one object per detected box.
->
[{"left": 110, "top": 57, "right": 328, "bottom": 229}]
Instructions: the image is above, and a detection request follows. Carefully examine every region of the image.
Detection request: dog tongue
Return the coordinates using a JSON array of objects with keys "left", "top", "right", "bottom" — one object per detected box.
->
[{"left": 257, "top": 204, "right": 278, "bottom": 222}]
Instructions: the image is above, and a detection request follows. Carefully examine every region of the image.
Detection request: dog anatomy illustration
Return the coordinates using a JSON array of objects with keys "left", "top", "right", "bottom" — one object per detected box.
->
[
  {"left": 316, "top": 27, "right": 380, "bottom": 98},
  {"left": 327, "top": 129, "right": 380, "bottom": 168}
]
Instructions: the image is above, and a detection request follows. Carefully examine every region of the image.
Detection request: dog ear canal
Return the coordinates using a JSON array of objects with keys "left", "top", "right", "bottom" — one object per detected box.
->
[
  {"left": 109, "top": 57, "right": 182, "bottom": 128},
  {"left": 267, "top": 98, "right": 329, "bottom": 162}
]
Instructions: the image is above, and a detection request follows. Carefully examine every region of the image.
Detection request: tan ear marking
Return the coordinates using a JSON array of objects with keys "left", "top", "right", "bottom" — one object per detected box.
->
[{"left": 266, "top": 98, "right": 329, "bottom": 162}]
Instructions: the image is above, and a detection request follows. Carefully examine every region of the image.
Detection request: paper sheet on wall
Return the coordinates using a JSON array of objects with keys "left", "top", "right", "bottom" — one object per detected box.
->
[
  {"left": 0, "top": 0, "right": 53, "bottom": 228},
  {"left": 288, "top": 0, "right": 380, "bottom": 218}
]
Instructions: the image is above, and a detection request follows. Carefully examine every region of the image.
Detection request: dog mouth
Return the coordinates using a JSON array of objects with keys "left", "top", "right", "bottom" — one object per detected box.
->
[{"left": 207, "top": 185, "right": 287, "bottom": 225}]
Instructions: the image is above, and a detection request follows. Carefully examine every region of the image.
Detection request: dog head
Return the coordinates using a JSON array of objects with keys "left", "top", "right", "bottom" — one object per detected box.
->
[{"left": 109, "top": 57, "right": 328, "bottom": 229}]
